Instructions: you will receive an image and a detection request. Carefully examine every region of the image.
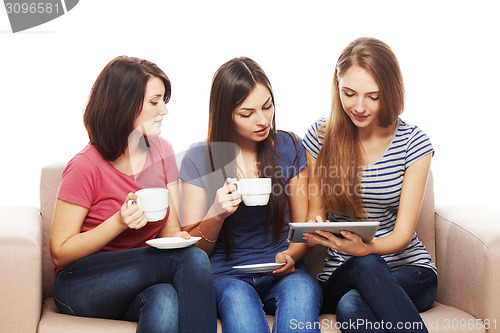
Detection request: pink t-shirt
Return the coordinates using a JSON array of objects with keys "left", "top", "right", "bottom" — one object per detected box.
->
[{"left": 57, "top": 136, "right": 178, "bottom": 253}]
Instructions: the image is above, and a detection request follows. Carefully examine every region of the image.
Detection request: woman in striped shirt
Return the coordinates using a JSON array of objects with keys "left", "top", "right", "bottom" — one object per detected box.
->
[{"left": 303, "top": 37, "right": 437, "bottom": 332}]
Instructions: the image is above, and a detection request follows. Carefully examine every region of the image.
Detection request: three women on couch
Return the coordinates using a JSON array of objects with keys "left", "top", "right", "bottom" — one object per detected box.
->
[{"left": 51, "top": 36, "right": 437, "bottom": 333}]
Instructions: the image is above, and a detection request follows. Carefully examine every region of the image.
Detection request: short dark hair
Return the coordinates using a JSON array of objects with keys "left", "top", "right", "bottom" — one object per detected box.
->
[{"left": 83, "top": 56, "right": 171, "bottom": 161}]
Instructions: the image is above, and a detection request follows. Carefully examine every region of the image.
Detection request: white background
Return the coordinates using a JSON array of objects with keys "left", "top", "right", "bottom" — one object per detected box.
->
[{"left": 1, "top": 0, "right": 499, "bottom": 212}]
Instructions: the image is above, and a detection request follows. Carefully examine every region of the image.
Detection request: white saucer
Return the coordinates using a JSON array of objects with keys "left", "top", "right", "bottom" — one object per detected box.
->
[
  {"left": 232, "top": 262, "right": 286, "bottom": 273},
  {"left": 146, "top": 237, "right": 201, "bottom": 249}
]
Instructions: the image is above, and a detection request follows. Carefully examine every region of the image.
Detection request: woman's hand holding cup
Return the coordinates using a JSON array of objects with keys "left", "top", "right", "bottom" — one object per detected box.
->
[
  {"left": 120, "top": 192, "right": 148, "bottom": 230},
  {"left": 211, "top": 178, "right": 242, "bottom": 219}
]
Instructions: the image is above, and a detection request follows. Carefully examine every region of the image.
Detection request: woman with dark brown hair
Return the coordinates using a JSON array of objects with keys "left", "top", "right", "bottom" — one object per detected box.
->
[
  {"left": 303, "top": 38, "right": 437, "bottom": 332},
  {"left": 179, "top": 57, "right": 322, "bottom": 332},
  {"left": 50, "top": 56, "right": 216, "bottom": 333}
]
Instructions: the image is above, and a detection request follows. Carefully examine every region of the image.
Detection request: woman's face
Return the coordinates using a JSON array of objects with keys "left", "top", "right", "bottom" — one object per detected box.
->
[
  {"left": 338, "top": 65, "right": 381, "bottom": 131},
  {"left": 232, "top": 83, "right": 274, "bottom": 147},
  {"left": 134, "top": 76, "right": 168, "bottom": 137}
]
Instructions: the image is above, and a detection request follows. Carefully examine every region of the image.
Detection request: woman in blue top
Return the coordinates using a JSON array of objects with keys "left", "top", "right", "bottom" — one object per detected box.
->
[
  {"left": 303, "top": 38, "right": 437, "bottom": 332},
  {"left": 179, "top": 57, "right": 322, "bottom": 333}
]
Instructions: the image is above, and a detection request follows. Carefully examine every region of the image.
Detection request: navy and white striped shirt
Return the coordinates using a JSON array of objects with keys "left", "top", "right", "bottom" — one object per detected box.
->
[{"left": 303, "top": 117, "right": 437, "bottom": 282}]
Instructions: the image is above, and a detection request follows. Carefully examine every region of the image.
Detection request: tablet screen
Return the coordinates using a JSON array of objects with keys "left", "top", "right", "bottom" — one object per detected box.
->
[{"left": 287, "top": 221, "right": 380, "bottom": 243}]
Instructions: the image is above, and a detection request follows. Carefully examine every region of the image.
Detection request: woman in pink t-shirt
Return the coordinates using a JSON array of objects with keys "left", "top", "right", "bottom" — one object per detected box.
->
[{"left": 50, "top": 56, "right": 216, "bottom": 333}]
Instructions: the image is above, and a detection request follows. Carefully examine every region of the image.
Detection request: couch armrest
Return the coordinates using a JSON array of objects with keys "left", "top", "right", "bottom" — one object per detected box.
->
[
  {"left": 435, "top": 205, "right": 500, "bottom": 332},
  {"left": 0, "top": 206, "right": 42, "bottom": 333}
]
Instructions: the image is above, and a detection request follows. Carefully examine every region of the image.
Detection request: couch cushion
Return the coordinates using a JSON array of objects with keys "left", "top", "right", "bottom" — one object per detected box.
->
[
  {"left": 421, "top": 302, "right": 486, "bottom": 333},
  {"left": 312, "top": 302, "right": 485, "bottom": 333},
  {"left": 222, "top": 302, "right": 484, "bottom": 333},
  {"left": 39, "top": 298, "right": 137, "bottom": 333},
  {"left": 40, "top": 162, "right": 65, "bottom": 299},
  {"left": 435, "top": 205, "right": 500, "bottom": 330},
  {"left": 0, "top": 206, "right": 42, "bottom": 333},
  {"left": 415, "top": 171, "right": 436, "bottom": 262}
]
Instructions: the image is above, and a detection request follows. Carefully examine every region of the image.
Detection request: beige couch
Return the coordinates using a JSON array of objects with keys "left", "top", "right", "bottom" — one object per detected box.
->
[{"left": 1, "top": 163, "right": 500, "bottom": 333}]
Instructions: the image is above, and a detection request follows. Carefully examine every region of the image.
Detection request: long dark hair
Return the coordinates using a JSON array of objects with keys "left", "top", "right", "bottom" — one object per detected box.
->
[
  {"left": 83, "top": 56, "right": 171, "bottom": 161},
  {"left": 208, "top": 57, "right": 291, "bottom": 255}
]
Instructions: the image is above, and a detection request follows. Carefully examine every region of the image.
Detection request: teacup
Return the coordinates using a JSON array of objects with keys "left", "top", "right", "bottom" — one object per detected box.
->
[
  {"left": 231, "top": 178, "right": 272, "bottom": 206},
  {"left": 128, "top": 187, "right": 169, "bottom": 221}
]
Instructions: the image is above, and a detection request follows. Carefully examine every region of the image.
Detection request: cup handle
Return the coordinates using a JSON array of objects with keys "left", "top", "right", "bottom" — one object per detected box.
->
[
  {"left": 127, "top": 197, "right": 140, "bottom": 207},
  {"left": 230, "top": 181, "right": 240, "bottom": 193}
]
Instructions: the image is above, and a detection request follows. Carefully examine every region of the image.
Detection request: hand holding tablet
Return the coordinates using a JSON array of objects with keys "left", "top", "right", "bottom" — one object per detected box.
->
[{"left": 287, "top": 222, "right": 380, "bottom": 243}]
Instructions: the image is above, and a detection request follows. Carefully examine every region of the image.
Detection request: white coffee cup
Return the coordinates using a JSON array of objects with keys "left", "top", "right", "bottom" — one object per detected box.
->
[
  {"left": 127, "top": 188, "right": 169, "bottom": 222},
  {"left": 231, "top": 178, "right": 272, "bottom": 206}
]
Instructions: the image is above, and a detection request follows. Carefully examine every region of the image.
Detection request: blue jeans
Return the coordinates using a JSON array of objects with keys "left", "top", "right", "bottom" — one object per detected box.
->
[
  {"left": 321, "top": 254, "right": 437, "bottom": 333},
  {"left": 53, "top": 246, "right": 217, "bottom": 333},
  {"left": 214, "top": 264, "right": 322, "bottom": 333}
]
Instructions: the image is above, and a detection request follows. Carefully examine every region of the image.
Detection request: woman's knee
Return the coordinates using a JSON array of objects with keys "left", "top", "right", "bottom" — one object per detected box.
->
[
  {"left": 336, "top": 289, "right": 379, "bottom": 330},
  {"left": 215, "top": 279, "right": 261, "bottom": 311},
  {"left": 216, "top": 278, "right": 254, "bottom": 300},
  {"left": 276, "top": 272, "right": 322, "bottom": 306},
  {"left": 138, "top": 284, "right": 179, "bottom": 332},
  {"left": 352, "top": 254, "right": 385, "bottom": 268},
  {"left": 349, "top": 254, "right": 389, "bottom": 275},
  {"left": 142, "top": 283, "right": 178, "bottom": 310},
  {"left": 179, "top": 246, "right": 211, "bottom": 272},
  {"left": 336, "top": 290, "right": 365, "bottom": 317},
  {"left": 215, "top": 278, "right": 268, "bottom": 331}
]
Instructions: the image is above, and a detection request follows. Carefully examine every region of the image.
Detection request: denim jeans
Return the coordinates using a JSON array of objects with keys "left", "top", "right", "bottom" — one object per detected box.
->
[
  {"left": 213, "top": 264, "right": 322, "bottom": 333},
  {"left": 52, "top": 246, "right": 217, "bottom": 333},
  {"left": 321, "top": 254, "right": 437, "bottom": 333}
]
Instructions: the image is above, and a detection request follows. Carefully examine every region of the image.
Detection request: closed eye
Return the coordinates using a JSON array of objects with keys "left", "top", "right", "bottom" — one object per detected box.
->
[{"left": 263, "top": 102, "right": 274, "bottom": 110}]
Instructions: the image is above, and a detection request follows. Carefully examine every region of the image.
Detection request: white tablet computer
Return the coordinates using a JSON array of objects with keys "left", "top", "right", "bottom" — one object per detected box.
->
[{"left": 287, "top": 222, "right": 380, "bottom": 243}]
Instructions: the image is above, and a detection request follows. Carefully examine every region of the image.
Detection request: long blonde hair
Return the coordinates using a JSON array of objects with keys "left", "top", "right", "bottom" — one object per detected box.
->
[{"left": 316, "top": 37, "right": 405, "bottom": 219}]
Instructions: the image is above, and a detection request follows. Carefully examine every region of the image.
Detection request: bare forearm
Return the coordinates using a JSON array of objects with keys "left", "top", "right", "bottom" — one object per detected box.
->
[
  {"left": 184, "top": 206, "right": 226, "bottom": 255},
  {"left": 306, "top": 209, "right": 327, "bottom": 222},
  {"left": 365, "top": 155, "right": 431, "bottom": 256},
  {"left": 283, "top": 243, "right": 312, "bottom": 262},
  {"left": 157, "top": 204, "right": 182, "bottom": 238},
  {"left": 51, "top": 212, "right": 127, "bottom": 269},
  {"left": 363, "top": 229, "right": 412, "bottom": 256},
  {"left": 158, "top": 224, "right": 181, "bottom": 237}
]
